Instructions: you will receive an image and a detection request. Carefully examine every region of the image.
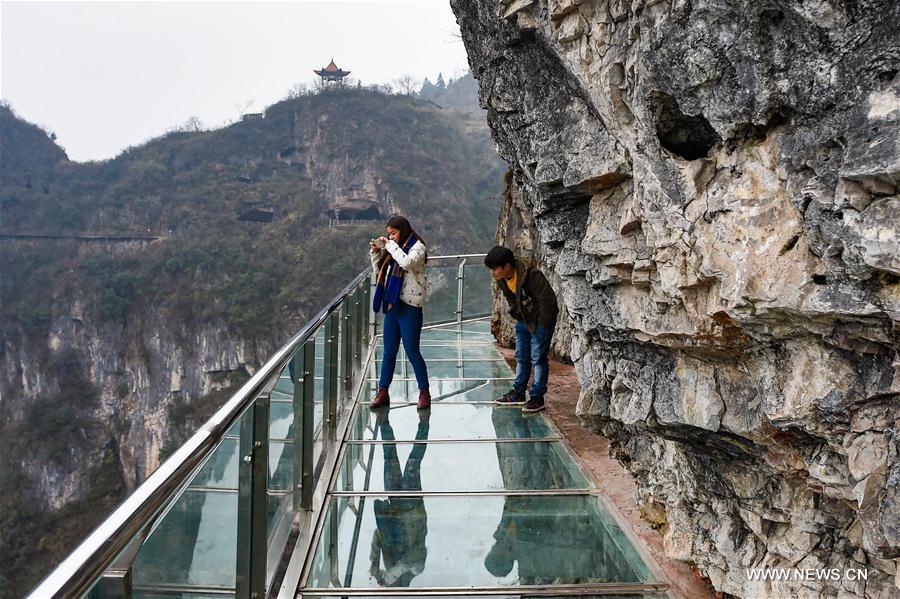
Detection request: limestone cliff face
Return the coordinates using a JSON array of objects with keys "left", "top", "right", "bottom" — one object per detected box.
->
[
  {"left": 3, "top": 259, "right": 273, "bottom": 508},
  {"left": 453, "top": 0, "right": 900, "bottom": 596}
]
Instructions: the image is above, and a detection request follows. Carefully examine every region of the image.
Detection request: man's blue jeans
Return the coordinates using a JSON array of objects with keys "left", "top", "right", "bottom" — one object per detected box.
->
[
  {"left": 513, "top": 319, "right": 555, "bottom": 397},
  {"left": 379, "top": 301, "right": 430, "bottom": 391}
]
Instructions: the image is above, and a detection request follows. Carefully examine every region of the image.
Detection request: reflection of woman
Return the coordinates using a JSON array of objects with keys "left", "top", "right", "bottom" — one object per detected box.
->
[
  {"left": 369, "top": 408, "right": 431, "bottom": 586},
  {"left": 369, "top": 215, "right": 430, "bottom": 410}
]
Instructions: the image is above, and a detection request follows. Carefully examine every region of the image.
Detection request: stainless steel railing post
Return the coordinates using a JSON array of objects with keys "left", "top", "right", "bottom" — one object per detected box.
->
[
  {"left": 341, "top": 298, "right": 353, "bottom": 399},
  {"left": 236, "top": 392, "right": 269, "bottom": 599},
  {"left": 299, "top": 339, "right": 315, "bottom": 510},
  {"left": 355, "top": 284, "right": 364, "bottom": 368},
  {"left": 323, "top": 313, "right": 339, "bottom": 440},
  {"left": 456, "top": 257, "right": 467, "bottom": 331}
]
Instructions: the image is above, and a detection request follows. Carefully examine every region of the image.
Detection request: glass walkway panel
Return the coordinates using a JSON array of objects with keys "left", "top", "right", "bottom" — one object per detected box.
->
[
  {"left": 30, "top": 256, "right": 666, "bottom": 599},
  {"left": 297, "top": 320, "right": 665, "bottom": 597}
]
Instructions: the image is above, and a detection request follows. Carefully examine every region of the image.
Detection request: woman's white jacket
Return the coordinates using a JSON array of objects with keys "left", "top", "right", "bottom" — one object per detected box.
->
[{"left": 369, "top": 240, "right": 428, "bottom": 307}]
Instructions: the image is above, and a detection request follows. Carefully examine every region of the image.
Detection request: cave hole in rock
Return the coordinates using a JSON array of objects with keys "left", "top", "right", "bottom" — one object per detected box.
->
[
  {"left": 882, "top": 272, "right": 900, "bottom": 285},
  {"left": 877, "top": 69, "right": 898, "bottom": 84},
  {"left": 813, "top": 274, "right": 827, "bottom": 285},
  {"left": 651, "top": 92, "right": 721, "bottom": 160},
  {"left": 238, "top": 201, "right": 274, "bottom": 223},
  {"left": 335, "top": 205, "right": 382, "bottom": 221}
]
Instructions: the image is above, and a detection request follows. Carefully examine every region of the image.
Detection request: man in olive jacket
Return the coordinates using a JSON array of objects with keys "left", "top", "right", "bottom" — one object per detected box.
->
[{"left": 484, "top": 246, "right": 559, "bottom": 412}]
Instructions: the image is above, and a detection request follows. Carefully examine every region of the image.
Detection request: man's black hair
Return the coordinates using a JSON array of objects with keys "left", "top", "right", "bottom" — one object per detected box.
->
[{"left": 484, "top": 246, "right": 515, "bottom": 269}]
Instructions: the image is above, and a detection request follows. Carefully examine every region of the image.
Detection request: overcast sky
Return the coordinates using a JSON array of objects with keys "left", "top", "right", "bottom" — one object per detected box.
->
[{"left": 1, "top": 1, "right": 471, "bottom": 162}]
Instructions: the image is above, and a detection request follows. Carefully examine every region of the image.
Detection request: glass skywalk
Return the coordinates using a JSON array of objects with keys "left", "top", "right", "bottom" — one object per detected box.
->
[{"left": 298, "top": 319, "right": 665, "bottom": 596}]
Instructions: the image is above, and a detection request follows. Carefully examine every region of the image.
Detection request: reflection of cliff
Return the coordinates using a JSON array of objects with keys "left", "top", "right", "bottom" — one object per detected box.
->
[
  {"left": 487, "top": 408, "right": 642, "bottom": 584},
  {"left": 490, "top": 407, "right": 555, "bottom": 489},
  {"left": 454, "top": 0, "right": 899, "bottom": 596},
  {"left": 485, "top": 495, "right": 642, "bottom": 584}
]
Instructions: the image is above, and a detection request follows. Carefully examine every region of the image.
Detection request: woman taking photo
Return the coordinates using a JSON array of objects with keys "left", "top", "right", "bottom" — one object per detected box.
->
[{"left": 369, "top": 215, "right": 430, "bottom": 410}]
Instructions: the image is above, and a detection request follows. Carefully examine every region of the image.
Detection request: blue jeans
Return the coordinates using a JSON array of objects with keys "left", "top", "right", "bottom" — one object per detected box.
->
[
  {"left": 513, "top": 320, "right": 555, "bottom": 397},
  {"left": 379, "top": 301, "right": 430, "bottom": 391}
]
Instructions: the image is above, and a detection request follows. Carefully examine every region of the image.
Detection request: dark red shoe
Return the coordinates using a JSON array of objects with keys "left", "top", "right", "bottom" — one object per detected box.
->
[
  {"left": 370, "top": 387, "right": 390, "bottom": 409},
  {"left": 417, "top": 389, "right": 431, "bottom": 410}
]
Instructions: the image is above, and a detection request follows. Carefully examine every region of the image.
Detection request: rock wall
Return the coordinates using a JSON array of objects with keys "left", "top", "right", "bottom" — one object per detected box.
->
[
  {"left": 492, "top": 170, "right": 576, "bottom": 360},
  {"left": 452, "top": 0, "right": 900, "bottom": 596}
]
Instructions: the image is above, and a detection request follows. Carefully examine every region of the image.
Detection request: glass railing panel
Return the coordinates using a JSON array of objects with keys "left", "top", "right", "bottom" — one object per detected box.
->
[
  {"left": 335, "top": 440, "right": 589, "bottom": 493},
  {"left": 349, "top": 404, "right": 556, "bottom": 442},
  {"left": 314, "top": 326, "right": 325, "bottom": 376},
  {"left": 265, "top": 490, "right": 293, "bottom": 585},
  {"left": 190, "top": 437, "right": 239, "bottom": 490},
  {"left": 463, "top": 263, "right": 494, "bottom": 318},
  {"left": 306, "top": 494, "right": 653, "bottom": 589},
  {"left": 128, "top": 400, "right": 257, "bottom": 595},
  {"left": 269, "top": 400, "right": 293, "bottom": 439},
  {"left": 268, "top": 440, "right": 293, "bottom": 491},
  {"left": 313, "top": 324, "right": 326, "bottom": 470},
  {"left": 264, "top": 339, "right": 308, "bottom": 589},
  {"left": 335, "top": 311, "right": 352, "bottom": 425},
  {"left": 131, "top": 488, "right": 238, "bottom": 590},
  {"left": 267, "top": 491, "right": 292, "bottom": 536},
  {"left": 272, "top": 362, "right": 294, "bottom": 399},
  {"left": 422, "top": 265, "right": 459, "bottom": 324}
]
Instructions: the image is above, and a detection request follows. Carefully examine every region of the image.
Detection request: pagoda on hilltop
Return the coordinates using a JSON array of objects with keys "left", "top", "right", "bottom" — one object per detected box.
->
[{"left": 314, "top": 59, "right": 351, "bottom": 85}]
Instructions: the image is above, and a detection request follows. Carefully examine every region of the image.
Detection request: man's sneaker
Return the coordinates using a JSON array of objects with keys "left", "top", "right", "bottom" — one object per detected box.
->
[
  {"left": 522, "top": 396, "right": 545, "bottom": 413},
  {"left": 417, "top": 389, "right": 431, "bottom": 410},
  {"left": 370, "top": 386, "right": 390, "bottom": 409},
  {"left": 495, "top": 390, "right": 526, "bottom": 406}
]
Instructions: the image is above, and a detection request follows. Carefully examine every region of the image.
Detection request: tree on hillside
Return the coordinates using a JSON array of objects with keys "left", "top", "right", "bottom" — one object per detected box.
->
[
  {"left": 393, "top": 75, "right": 420, "bottom": 95},
  {"left": 169, "top": 116, "right": 204, "bottom": 133},
  {"left": 286, "top": 82, "right": 311, "bottom": 99}
]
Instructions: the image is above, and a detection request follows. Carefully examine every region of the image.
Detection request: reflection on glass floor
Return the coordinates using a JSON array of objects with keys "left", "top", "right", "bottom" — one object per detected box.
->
[
  {"left": 307, "top": 495, "right": 650, "bottom": 589},
  {"left": 300, "top": 319, "right": 662, "bottom": 596},
  {"left": 349, "top": 403, "right": 557, "bottom": 442},
  {"left": 361, "top": 379, "right": 514, "bottom": 404}
]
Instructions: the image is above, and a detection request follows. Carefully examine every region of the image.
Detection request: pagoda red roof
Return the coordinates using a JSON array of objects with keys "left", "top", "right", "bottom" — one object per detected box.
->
[{"left": 314, "top": 59, "right": 351, "bottom": 79}]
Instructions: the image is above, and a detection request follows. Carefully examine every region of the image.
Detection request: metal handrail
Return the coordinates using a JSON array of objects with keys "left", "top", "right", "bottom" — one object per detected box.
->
[{"left": 28, "top": 254, "right": 486, "bottom": 598}]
